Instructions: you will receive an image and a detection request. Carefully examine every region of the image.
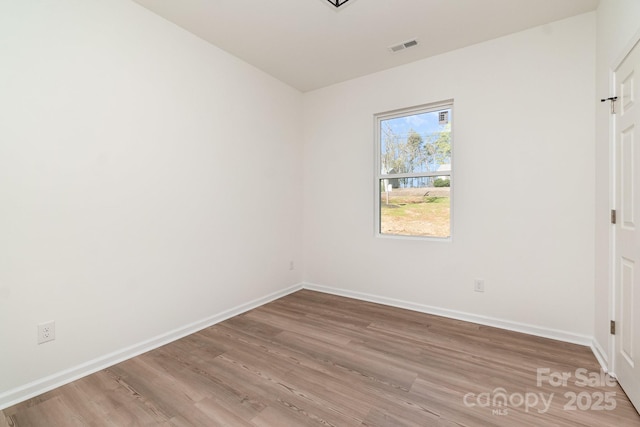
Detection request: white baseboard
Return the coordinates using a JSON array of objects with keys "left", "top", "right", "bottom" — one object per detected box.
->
[
  {"left": 303, "top": 282, "right": 593, "bottom": 346},
  {"left": 0, "top": 283, "right": 303, "bottom": 411},
  {"left": 591, "top": 338, "right": 610, "bottom": 374}
]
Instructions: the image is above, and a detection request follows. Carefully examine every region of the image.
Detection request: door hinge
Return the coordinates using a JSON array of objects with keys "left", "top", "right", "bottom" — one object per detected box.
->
[
  {"left": 610, "top": 320, "right": 616, "bottom": 335},
  {"left": 611, "top": 209, "right": 617, "bottom": 224}
]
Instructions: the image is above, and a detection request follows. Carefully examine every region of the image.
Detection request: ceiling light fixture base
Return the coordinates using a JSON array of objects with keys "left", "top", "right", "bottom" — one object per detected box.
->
[{"left": 326, "top": 0, "right": 350, "bottom": 8}]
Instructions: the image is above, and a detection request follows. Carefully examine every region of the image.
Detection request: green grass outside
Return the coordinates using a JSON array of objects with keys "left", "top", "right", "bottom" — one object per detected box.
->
[{"left": 380, "top": 193, "right": 450, "bottom": 237}]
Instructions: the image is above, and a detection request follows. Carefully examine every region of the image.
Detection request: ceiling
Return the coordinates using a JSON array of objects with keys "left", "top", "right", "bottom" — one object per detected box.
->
[{"left": 132, "top": 0, "right": 599, "bottom": 92}]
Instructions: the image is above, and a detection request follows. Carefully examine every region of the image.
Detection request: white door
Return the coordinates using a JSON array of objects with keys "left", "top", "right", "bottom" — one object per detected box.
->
[{"left": 615, "top": 38, "right": 640, "bottom": 413}]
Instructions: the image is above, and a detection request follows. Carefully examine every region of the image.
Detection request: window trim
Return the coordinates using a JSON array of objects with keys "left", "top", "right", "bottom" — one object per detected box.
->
[{"left": 374, "top": 99, "right": 454, "bottom": 241}]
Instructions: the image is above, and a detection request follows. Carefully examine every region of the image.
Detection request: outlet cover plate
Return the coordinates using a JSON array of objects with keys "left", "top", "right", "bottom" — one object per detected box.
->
[{"left": 38, "top": 321, "right": 56, "bottom": 344}]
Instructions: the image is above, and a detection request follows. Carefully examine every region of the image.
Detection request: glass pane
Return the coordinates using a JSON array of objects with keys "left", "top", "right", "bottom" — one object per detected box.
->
[
  {"left": 380, "top": 109, "right": 451, "bottom": 175},
  {"left": 380, "top": 176, "right": 450, "bottom": 238}
]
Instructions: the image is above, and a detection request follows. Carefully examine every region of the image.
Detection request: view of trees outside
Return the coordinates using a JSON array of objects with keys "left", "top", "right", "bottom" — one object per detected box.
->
[{"left": 379, "top": 109, "right": 452, "bottom": 238}]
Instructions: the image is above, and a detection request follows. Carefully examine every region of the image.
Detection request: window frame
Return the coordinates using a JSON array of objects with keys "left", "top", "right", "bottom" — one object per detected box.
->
[{"left": 374, "top": 99, "right": 454, "bottom": 241}]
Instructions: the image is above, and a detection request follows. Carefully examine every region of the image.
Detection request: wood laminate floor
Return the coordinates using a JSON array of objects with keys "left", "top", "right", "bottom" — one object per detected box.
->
[{"left": 2, "top": 290, "right": 640, "bottom": 426}]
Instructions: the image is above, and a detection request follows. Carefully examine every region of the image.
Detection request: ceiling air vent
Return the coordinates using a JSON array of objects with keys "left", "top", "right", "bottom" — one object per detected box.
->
[{"left": 389, "top": 39, "right": 419, "bottom": 53}]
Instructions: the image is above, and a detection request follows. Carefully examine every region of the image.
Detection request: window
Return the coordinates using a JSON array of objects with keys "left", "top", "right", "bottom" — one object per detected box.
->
[{"left": 375, "top": 101, "right": 453, "bottom": 239}]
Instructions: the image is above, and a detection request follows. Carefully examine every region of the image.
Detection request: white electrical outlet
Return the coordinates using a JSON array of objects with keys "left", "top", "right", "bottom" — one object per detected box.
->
[
  {"left": 289, "top": 261, "right": 295, "bottom": 271},
  {"left": 474, "top": 279, "right": 485, "bottom": 293},
  {"left": 38, "top": 321, "right": 56, "bottom": 344}
]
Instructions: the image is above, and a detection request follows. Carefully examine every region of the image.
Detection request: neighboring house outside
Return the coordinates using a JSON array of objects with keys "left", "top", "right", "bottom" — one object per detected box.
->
[{"left": 436, "top": 163, "right": 451, "bottom": 181}]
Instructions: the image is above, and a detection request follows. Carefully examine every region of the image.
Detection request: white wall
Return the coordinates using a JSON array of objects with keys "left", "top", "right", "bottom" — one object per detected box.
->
[
  {"left": 594, "top": 0, "right": 640, "bottom": 366},
  {"left": 303, "top": 13, "right": 596, "bottom": 337},
  {"left": 0, "top": 0, "right": 303, "bottom": 402}
]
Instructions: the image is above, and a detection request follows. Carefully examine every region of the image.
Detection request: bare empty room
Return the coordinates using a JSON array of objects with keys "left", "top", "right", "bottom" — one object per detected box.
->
[{"left": 1, "top": 0, "right": 640, "bottom": 425}]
